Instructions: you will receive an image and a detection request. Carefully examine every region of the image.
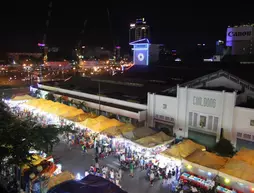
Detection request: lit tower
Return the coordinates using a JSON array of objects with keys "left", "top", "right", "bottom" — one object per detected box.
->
[{"left": 129, "top": 18, "right": 150, "bottom": 43}]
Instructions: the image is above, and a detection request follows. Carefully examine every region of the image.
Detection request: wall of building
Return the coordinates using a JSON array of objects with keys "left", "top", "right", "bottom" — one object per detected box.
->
[
  {"left": 38, "top": 84, "right": 147, "bottom": 110},
  {"left": 32, "top": 87, "right": 145, "bottom": 121},
  {"left": 233, "top": 106, "right": 254, "bottom": 146},
  {"left": 147, "top": 93, "right": 177, "bottom": 128}
]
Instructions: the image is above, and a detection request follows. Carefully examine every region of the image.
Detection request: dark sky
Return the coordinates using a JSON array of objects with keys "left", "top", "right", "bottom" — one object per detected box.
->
[{"left": 1, "top": 1, "right": 254, "bottom": 55}]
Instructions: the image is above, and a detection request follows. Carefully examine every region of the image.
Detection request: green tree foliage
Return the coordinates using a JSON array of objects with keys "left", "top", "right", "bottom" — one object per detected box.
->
[
  {"left": 213, "top": 128, "right": 235, "bottom": 157},
  {"left": 45, "top": 93, "right": 55, "bottom": 101},
  {"left": 0, "top": 101, "right": 76, "bottom": 166}
]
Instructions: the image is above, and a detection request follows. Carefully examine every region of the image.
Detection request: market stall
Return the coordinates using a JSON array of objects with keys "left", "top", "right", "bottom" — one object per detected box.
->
[
  {"left": 183, "top": 149, "right": 229, "bottom": 179},
  {"left": 135, "top": 131, "right": 174, "bottom": 149},
  {"left": 180, "top": 172, "right": 215, "bottom": 191},
  {"left": 41, "top": 171, "right": 75, "bottom": 193},
  {"left": 11, "top": 94, "right": 35, "bottom": 101},
  {"left": 160, "top": 139, "right": 206, "bottom": 161},
  {"left": 101, "top": 123, "right": 135, "bottom": 138},
  {"left": 219, "top": 159, "right": 254, "bottom": 193}
]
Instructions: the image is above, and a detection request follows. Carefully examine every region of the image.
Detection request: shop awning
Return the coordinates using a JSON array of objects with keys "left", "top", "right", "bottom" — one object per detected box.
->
[
  {"left": 11, "top": 94, "right": 35, "bottom": 101},
  {"left": 41, "top": 171, "right": 74, "bottom": 193},
  {"left": 25, "top": 99, "right": 93, "bottom": 121},
  {"left": 160, "top": 139, "right": 206, "bottom": 160},
  {"left": 232, "top": 148, "right": 254, "bottom": 165},
  {"left": 183, "top": 150, "right": 229, "bottom": 171},
  {"left": 219, "top": 159, "right": 254, "bottom": 185},
  {"left": 90, "top": 118, "right": 124, "bottom": 133},
  {"left": 135, "top": 132, "right": 173, "bottom": 148},
  {"left": 101, "top": 123, "right": 135, "bottom": 137}
]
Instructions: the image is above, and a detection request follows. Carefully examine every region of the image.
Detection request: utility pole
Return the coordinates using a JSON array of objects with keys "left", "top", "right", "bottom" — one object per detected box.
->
[{"left": 98, "top": 81, "right": 101, "bottom": 115}]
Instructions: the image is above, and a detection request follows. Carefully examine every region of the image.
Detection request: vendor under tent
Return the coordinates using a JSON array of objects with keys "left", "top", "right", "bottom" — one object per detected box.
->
[
  {"left": 47, "top": 175, "right": 127, "bottom": 193},
  {"left": 11, "top": 94, "right": 35, "bottom": 101},
  {"left": 135, "top": 131, "right": 174, "bottom": 148},
  {"left": 182, "top": 150, "right": 229, "bottom": 179},
  {"left": 219, "top": 159, "right": 254, "bottom": 193},
  {"left": 160, "top": 139, "right": 206, "bottom": 160},
  {"left": 41, "top": 171, "right": 74, "bottom": 193}
]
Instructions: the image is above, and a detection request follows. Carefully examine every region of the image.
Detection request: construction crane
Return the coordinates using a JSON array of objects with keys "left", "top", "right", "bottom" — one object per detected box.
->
[
  {"left": 38, "top": 1, "right": 52, "bottom": 82},
  {"left": 75, "top": 20, "right": 88, "bottom": 65}
]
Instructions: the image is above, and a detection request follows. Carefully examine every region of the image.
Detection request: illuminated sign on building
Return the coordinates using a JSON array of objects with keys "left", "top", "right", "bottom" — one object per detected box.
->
[
  {"left": 228, "top": 31, "right": 251, "bottom": 37},
  {"left": 193, "top": 96, "right": 216, "bottom": 108},
  {"left": 226, "top": 26, "right": 253, "bottom": 42},
  {"left": 129, "top": 38, "right": 150, "bottom": 65}
]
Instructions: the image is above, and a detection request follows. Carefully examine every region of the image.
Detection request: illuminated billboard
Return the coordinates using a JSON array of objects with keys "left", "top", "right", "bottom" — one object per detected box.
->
[
  {"left": 226, "top": 26, "right": 253, "bottom": 42},
  {"left": 129, "top": 38, "right": 150, "bottom": 65}
]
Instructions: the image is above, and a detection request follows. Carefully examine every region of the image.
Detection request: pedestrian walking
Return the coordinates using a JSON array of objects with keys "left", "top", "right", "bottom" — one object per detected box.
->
[
  {"left": 129, "top": 161, "right": 134, "bottom": 177},
  {"left": 95, "top": 155, "right": 99, "bottom": 163},
  {"left": 150, "top": 171, "right": 155, "bottom": 186},
  {"left": 110, "top": 169, "right": 115, "bottom": 183}
]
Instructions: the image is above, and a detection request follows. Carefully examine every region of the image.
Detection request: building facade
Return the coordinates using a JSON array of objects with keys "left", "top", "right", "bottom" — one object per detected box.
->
[
  {"left": 226, "top": 25, "right": 254, "bottom": 55},
  {"left": 129, "top": 18, "right": 150, "bottom": 42},
  {"left": 33, "top": 69, "right": 254, "bottom": 150},
  {"left": 148, "top": 86, "right": 236, "bottom": 149},
  {"left": 148, "top": 70, "right": 254, "bottom": 150}
]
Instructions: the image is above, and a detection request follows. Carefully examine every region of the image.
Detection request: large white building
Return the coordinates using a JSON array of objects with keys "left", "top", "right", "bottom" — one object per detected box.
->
[
  {"left": 226, "top": 25, "right": 254, "bottom": 55},
  {"left": 33, "top": 67, "right": 254, "bottom": 150}
]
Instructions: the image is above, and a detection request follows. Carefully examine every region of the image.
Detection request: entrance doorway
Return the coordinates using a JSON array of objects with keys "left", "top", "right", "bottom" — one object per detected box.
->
[
  {"left": 155, "top": 122, "right": 174, "bottom": 136},
  {"left": 188, "top": 129, "right": 216, "bottom": 149}
]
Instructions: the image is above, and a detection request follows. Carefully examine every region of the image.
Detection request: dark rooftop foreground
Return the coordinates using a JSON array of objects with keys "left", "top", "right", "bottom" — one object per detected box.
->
[
  {"left": 42, "top": 63, "right": 254, "bottom": 103},
  {"left": 43, "top": 65, "right": 222, "bottom": 103}
]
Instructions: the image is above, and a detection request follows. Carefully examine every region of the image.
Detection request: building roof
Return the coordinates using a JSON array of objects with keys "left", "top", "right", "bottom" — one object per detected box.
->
[{"left": 44, "top": 63, "right": 254, "bottom": 105}]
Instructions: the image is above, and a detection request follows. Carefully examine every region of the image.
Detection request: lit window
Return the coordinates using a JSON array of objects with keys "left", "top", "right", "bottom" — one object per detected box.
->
[
  {"left": 250, "top": 120, "right": 254, "bottom": 126},
  {"left": 199, "top": 116, "right": 207, "bottom": 128}
]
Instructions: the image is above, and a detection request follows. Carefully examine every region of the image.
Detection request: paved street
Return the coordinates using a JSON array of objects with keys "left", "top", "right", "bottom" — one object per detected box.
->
[{"left": 53, "top": 142, "right": 175, "bottom": 193}]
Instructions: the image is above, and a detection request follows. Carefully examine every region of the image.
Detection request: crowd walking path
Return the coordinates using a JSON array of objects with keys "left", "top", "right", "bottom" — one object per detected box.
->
[{"left": 53, "top": 142, "right": 175, "bottom": 193}]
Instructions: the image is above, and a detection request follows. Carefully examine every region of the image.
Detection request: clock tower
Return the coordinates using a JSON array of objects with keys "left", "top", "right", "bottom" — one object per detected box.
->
[{"left": 129, "top": 38, "right": 150, "bottom": 65}]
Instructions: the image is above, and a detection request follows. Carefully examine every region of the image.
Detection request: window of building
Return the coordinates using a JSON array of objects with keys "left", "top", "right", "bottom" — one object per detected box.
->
[
  {"left": 199, "top": 115, "right": 207, "bottom": 128},
  {"left": 250, "top": 120, "right": 254, "bottom": 126}
]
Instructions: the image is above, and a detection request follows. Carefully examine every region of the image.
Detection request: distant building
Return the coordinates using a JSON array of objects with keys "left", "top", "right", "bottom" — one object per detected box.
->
[
  {"left": 149, "top": 44, "right": 163, "bottom": 63},
  {"left": 129, "top": 18, "right": 150, "bottom": 42},
  {"left": 83, "top": 47, "right": 112, "bottom": 60},
  {"left": 226, "top": 25, "right": 254, "bottom": 55},
  {"left": 114, "top": 46, "right": 121, "bottom": 61},
  {"left": 216, "top": 40, "right": 224, "bottom": 55}
]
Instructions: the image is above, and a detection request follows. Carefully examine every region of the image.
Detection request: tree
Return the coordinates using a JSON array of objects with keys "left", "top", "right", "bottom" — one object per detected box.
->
[
  {"left": 45, "top": 93, "right": 55, "bottom": 101},
  {"left": 31, "top": 123, "right": 76, "bottom": 154},
  {"left": 213, "top": 128, "right": 235, "bottom": 157},
  {"left": 0, "top": 101, "right": 76, "bottom": 191}
]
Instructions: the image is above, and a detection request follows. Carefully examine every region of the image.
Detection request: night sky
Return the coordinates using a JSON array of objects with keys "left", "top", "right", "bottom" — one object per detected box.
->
[{"left": 1, "top": 1, "right": 254, "bottom": 55}]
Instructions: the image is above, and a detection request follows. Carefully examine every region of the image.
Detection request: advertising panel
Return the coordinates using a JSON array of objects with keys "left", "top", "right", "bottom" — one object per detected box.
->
[
  {"left": 226, "top": 26, "right": 253, "bottom": 41},
  {"left": 134, "top": 49, "right": 148, "bottom": 65}
]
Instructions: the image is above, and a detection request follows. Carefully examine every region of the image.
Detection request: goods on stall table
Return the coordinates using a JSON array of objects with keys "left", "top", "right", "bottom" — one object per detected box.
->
[
  {"left": 216, "top": 186, "right": 234, "bottom": 193},
  {"left": 180, "top": 172, "right": 214, "bottom": 190}
]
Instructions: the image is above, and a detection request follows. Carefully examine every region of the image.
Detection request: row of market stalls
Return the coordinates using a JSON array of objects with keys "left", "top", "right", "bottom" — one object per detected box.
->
[
  {"left": 7, "top": 96, "right": 254, "bottom": 193},
  {"left": 159, "top": 140, "right": 254, "bottom": 193}
]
